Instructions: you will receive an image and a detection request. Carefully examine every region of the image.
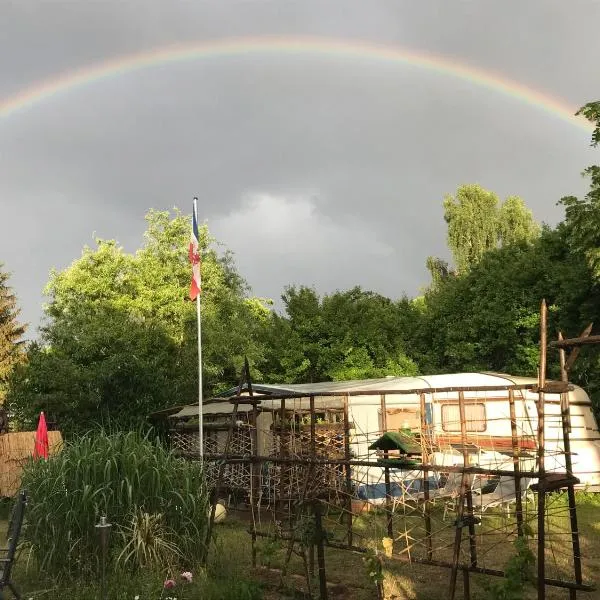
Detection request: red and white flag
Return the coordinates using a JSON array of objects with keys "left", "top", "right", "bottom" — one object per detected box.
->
[{"left": 189, "top": 198, "right": 201, "bottom": 300}]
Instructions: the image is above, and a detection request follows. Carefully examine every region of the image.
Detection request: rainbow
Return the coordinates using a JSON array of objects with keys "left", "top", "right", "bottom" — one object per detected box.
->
[{"left": 0, "top": 36, "right": 593, "bottom": 133}]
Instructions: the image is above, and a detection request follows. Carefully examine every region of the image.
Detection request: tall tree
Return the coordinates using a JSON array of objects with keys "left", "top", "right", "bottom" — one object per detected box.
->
[
  {"left": 8, "top": 210, "right": 270, "bottom": 434},
  {"left": 441, "top": 184, "right": 539, "bottom": 274},
  {"left": 0, "top": 265, "right": 26, "bottom": 399}
]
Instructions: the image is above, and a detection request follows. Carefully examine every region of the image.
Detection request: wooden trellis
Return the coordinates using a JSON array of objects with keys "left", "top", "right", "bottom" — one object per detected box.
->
[{"left": 178, "top": 301, "right": 598, "bottom": 599}]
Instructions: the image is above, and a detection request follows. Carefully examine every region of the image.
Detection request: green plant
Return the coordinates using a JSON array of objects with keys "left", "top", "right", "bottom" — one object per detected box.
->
[
  {"left": 363, "top": 549, "right": 384, "bottom": 583},
  {"left": 201, "top": 577, "right": 263, "bottom": 600},
  {"left": 117, "top": 510, "right": 182, "bottom": 571},
  {"left": 484, "top": 537, "right": 535, "bottom": 600},
  {"left": 255, "top": 537, "right": 281, "bottom": 568},
  {"left": 20, "top": 429, "right": 209, "bottom": 579}
]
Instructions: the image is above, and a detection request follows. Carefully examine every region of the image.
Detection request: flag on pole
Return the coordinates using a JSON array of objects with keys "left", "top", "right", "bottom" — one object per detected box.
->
[
  {"left": 33, "top": 411, "right": 49, "bottom": 460},
  {"left": 189, "top": 198, "right": 201, "bottom": 301}
]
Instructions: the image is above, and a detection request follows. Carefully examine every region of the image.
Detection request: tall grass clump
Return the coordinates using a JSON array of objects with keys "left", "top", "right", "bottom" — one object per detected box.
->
[{"left": 20, "top": 429, "right": 209, "bottom": 579}]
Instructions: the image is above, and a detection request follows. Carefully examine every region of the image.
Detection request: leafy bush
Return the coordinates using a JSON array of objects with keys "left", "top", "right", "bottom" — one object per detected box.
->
[{"left": 20, "top": 430, "right": 209, "bottom": 579}]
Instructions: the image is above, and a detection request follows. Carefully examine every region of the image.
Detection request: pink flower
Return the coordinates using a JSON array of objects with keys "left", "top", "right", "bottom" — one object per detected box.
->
[
  {"left": 164, "top": 579, "right": 176, "bottom": 589},
  {"left": 181, "top": 571, "right": 193, "bottom": 583}
]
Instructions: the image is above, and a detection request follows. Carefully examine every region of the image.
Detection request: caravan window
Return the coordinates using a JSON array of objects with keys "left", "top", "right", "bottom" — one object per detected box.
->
[{"left": 441, "top": 403, "right": 486, "bottom": 432}]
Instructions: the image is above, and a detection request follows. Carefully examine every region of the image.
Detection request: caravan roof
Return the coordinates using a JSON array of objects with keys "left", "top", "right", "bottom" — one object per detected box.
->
[{"left": 168, "top": 372, "right": 572, "bottom": 420}]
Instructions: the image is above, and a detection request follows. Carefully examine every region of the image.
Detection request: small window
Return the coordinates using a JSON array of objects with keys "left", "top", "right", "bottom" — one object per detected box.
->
[{"left": 441, "top": 403, "right": 486, "bottom": 432}]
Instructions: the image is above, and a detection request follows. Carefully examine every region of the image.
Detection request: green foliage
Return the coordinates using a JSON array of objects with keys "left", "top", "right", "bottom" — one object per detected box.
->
[
  {"left": 117, "top": 509, "right": 182, "bottom": 571},
  {"left": 0, "top": 265, "right": 26, "bottom": 400},
  {"left": 199, "top": 577, "right": 263, "bottom": 600},
  {"left": 8, "top": 209, "right": 270, "bottom": 434},
  {"left": 442, "top": 184, "right": 539, "bottom": 274},
  {"left": 483, "top": 537, "right": 535, "bottom": 600},
  {"left": 20, "top": 430, "right": 209, "bottom": 579},
  {"left": 363, "top": 548, "right": 385, "bottom": 586},
  {"left": 264, "top": 286, "right": 420, "bottom": 384}
]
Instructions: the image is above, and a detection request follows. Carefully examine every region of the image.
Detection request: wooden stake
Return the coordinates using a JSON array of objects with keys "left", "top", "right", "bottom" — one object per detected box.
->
[
  {"left": 508, "top": 389, "right": 524, "bottom": 538},
  {"left": 343, "top": 394, "right": 353, "bottom": 548},
  {"left": 537, "top": 299, "right": 547, "bottom": 600},
  {"left": 420, "top": 392, "right": 433, "bottom": 560}
]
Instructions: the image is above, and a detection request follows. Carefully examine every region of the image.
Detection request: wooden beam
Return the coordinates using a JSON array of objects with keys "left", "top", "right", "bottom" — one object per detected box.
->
[{"left": 551, "top": 332, "right": 599, "bottom": 349}]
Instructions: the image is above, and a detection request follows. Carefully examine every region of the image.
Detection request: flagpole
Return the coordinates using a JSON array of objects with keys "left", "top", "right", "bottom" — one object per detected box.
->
[
  {"left": 193, "top": 196, "right": 204, "bottom": 460},
  {"left": 197, "top": 291, "right": 203, "bottom": 459}
]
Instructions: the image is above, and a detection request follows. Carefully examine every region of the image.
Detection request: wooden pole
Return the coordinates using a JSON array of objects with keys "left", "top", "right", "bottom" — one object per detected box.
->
[
  {"left": 508, "top": 389, "right": 524, "bottom": 538},
  {"left": 380, "top": 394, "right": 393, "bottom": 538},
  {"left": 460, "top": 393, "right": 478, "bottom": 569},
  {"left": 449, "top": 391, "right": 477, "bottom": 600},
  {"left": 309, "top": 395, "right": 316, "bottom": 577},
  {"left": 343, "top": 394, "right": 353, "bottom": 547},
  {"left": 537, "top": 299, "right": 547, "bottom": 600},
  {"left": 279, "top": 398, "right": 287, "bottom": 519},
  {"left": 314, "top": 501, "right": 329, "bottom": 600},
  {"left": 419, "top": 392, "right": 433, "bottom": 560},
  {"left": 462, "top": 567, "right": 471, "bottom": 600},
  {"left": 248, "top": 361, "right": 258, "bottom": 569},
  {"left": 558, "top": 334, "right": 583, "bottom": 599}
]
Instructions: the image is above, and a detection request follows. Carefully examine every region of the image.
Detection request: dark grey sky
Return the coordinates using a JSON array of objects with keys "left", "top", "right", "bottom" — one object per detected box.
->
[{"left": 1, "top": 0, "right": 599, "bottom": 336}]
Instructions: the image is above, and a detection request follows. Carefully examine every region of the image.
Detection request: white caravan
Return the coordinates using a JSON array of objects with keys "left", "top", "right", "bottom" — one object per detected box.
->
[{"left": 169, "top": 372, "right": 600, "bottom": 492}]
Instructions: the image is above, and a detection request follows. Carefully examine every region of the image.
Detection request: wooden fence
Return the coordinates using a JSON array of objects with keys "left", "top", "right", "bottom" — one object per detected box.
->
[{"left": 0, "top": 431, "right": 63, "bottom": 496}]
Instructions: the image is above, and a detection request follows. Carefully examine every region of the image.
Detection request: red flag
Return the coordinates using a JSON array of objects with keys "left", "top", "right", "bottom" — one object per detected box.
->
[
  {"left": 33, "top": 412, "right": 49, "bottom": 460},
  {"left": 189, "top": 198, "right": 201, "bottom": 300}
]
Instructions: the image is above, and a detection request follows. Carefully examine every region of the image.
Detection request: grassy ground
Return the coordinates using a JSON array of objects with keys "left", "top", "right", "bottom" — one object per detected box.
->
[
  {"left": 232, "top": 491, "right": 600, "bottom": 599},
  {"left": 3, "top": 492, "right": 599, "bottom": 599}
]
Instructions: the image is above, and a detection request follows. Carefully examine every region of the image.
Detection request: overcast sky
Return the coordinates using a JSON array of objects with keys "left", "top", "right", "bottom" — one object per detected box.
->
[{"left": 1, "top": 0, "right": 599, "bottom": 336}]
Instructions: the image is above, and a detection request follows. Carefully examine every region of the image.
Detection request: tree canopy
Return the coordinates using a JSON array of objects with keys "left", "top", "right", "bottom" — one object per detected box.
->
[{"left": 441, "top": 184, "right": 539, "bottom": 274}]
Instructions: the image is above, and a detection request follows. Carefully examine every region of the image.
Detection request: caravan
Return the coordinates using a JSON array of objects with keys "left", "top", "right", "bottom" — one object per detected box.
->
[{"left": 167, "top": 372, "right": 600, "bottom": 497}]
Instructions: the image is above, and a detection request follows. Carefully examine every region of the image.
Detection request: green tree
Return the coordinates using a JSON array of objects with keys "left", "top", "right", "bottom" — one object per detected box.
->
[
  {"left": 264, "top": 286, "right": 420, "bottom": 383},
  {"left": 559, "top": 101, "right": 600, "bottom": 279},
  {"left": 498, "top": 196, "right": 540, "bottom": 247},
  {"left": 441, "top": 184, "right": 539, "bottom": 274},
  {"left": 0, "top": 265, "right": 26, "bottom": 400},
  {"left": 8, "top": 209, "right": 270, "bottom": 434}
]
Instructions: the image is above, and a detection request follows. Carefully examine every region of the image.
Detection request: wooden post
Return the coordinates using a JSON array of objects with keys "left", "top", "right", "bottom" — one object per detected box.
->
[
  {"left": 314, "top": 500, "right": 329, "bottom": 600},
  {"left": 384, "top": 452, "right": 393, "bottom": 539},
  {"left": 449, "top": 391, "right": 477, "bottom": 600},
  {"left": 508, "top": 389, "right": 524, "bottom": 538},
  {"left": 309, "top": 395, "right": 316, "bottom": 577},
  {"left": 249, "top": 371, "right": 259, "bottom": 569},
  {"left": 559, "top": 331, "right": 569, "bottom": 387},
  {"left": 558, "top": 333, "right": 583, "bottom": 600},
  {"left": 279, "top": 398, "right": 287, "bottom": 518},
  {"left": 459, "top": 392, "right": 477, "bottom": 569},
  {"left": 537, "top": 299, "right": 547, "bottom": 600},
  {"left": 420, "top": 392, "right": 433, "bottom": 560},
  {"left": 462, "top": 567, "right": 471, "bottom": 600},
  {"left": 380, "top": 394, "right": 387, "bottom": 433},
  {"left": 381, "top": 393, "right": 392, "bottom": 539},
  {"left": 343, "top": 394, "right": 353, "bottom": 547}
]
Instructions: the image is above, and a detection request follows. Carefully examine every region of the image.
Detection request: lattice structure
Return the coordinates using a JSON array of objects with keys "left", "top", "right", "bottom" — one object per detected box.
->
[{"left": 170, "top": 414, "right": 254, "bottom": 494}]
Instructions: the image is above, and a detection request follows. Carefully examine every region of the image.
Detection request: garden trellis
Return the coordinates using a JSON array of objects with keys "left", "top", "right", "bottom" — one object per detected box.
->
[{"left": 166, "top": 300, "right": 597, "bottom": 600}]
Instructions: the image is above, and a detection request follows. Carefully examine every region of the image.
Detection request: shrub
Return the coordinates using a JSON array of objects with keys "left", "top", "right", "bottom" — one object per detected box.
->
[{"left": 20, "top": 429, "right": 209, "bottom": 579}]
